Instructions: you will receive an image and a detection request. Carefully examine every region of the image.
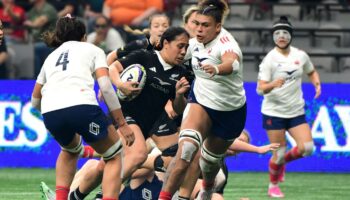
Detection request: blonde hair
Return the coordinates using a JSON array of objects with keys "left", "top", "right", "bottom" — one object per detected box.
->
[{"left": 183, "top": 6, "right": 199, "bottom": 24}]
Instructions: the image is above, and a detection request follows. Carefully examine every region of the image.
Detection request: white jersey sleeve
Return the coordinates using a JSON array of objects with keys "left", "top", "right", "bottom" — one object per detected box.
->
[
  {"left": 258, "top": 56, "right": 273, "bottom": 82},
  {"left": 302, "top": 51, "right": 315, "bottom": 74},
  {"left": 36, "top": 65, "right": 47, "bottom": 85}
]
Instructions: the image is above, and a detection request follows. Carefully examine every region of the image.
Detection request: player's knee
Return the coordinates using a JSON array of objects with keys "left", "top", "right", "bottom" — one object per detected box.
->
[
  {"left": 179, "top": 129, "right": 202, "bottom": 162},
  {"left": 61, "top": 136, "right": 83, "bottom": 154},
  {"left": 199, "top": 145, "right": 224, "bottom": 173},
  {"left": 302, "top": 141, "right": 314, "bottom": 157},
  {"left": 154, "top": 155, "right": 166, "bottom": 172},
  {"left": 274, "top": 146, "right": 286, "bottom": 164},
  {"left": 102, "top": 139, "right": 123, "bottom": 161}
]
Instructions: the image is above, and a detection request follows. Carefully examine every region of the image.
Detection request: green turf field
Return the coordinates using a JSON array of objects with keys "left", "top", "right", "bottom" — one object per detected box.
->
[{"left": 0, "top": 168, "right": 349, "bottom": 200}]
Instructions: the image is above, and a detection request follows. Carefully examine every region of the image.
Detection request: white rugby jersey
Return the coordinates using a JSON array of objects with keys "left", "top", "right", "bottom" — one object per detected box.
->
[
  {"left": 258, "top": 46, "right": 314, "bottom": 118},
  {"left": 36, "top": 41, "right": 108, "bottom": 114},
  {"left": 185, "top": 28, "right": 246, "bottom": 111}
]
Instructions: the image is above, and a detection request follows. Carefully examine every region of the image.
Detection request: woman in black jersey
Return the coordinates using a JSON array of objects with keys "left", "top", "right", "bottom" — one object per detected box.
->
[
  {"left": 71, "top": 27, "right": 191, "bottom": 199},
  {"left": 106, "top": 13, "right": 170, "bottom": 66},
  {"left": 109, "top": 26, "right": 191, "bottom": 181}
]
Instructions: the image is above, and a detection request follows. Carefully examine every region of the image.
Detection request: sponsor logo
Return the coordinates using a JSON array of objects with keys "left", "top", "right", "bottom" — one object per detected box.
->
[{"left": 154, "top": 77, "right": 171, "bottom": 86}]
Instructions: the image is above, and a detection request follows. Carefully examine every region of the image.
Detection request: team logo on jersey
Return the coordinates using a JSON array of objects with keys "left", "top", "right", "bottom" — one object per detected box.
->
[
  {"left": 89, "top": 122, "right": 100, "bottom": 136},
  {"left": 194, "top": 47, "right": 199, "bottom": 52},
  {"left": 142, "top": 188, "right": 152, "bottom": 200},
  {"left": 277, "top": 63, "right": 282, "bottom": 68},
  {"left": 169, "top": 74, "right": 179, "bottom": 81},
  {"left": 150, "top": 67, "right": 157, "bottom": 72},
  {"left": 157, "top": 123, "right": 170, "bottom": 133},
  {"left": 294, "top": 60, "right": 300, "bottom": 65},
  {"left": 153, "top": 77, "right": 171, "bottom": 86}
]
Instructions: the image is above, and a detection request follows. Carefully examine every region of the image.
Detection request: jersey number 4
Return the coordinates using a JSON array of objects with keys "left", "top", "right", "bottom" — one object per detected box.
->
[{"left": 56, "top": 51, "right": 69, "bottom": 71}]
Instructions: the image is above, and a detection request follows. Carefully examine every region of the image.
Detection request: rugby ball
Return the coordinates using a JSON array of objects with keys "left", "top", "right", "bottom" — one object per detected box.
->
[{"left": 117, "top": 64, "right": 147, "bottom": 101}]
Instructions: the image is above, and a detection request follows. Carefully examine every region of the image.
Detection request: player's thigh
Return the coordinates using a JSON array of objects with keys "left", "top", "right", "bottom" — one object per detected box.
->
[
  {"left": 120, "top": 124, "right": 147, "bottom": 156},
  {"left": 267, "top": 129, "right": 287, "bottom": 146},
  {"left": 87, "top": 124, "right": 120, "bottom": 155},
  {"left": 151, "top": 133, "right": 179, "bottom": 151},
  {"left": 288, "top": 123, "right": 313, "bottom": 145},
  {"left": 181, "top": 103, "right": 211, "bottom": 136},
  {"left": 205, "top": 134, "right": 233, "bottom": 155}
]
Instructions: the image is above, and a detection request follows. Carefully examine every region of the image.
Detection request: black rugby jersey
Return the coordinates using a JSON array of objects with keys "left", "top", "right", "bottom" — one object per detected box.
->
[
  {"left": 118, "top": 49, "right": 189, "bottom": 136},
  {"left": 116, "top": 37, "right": 154, "bottom": 58}
]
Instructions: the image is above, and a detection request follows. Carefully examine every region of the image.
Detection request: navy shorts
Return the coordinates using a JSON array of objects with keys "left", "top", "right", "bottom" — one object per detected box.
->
[
  {"left": 188, "top": 90, "right": 247, "bottom": 141},
  {"left": 119, "top": 174, "right": 162, "bottom": 200},
  {"left": 262, "top": 114, "right": 307, "bottom": 130},
  {"left": 42, "top": 105, "right": 110, "bottom": 146}
]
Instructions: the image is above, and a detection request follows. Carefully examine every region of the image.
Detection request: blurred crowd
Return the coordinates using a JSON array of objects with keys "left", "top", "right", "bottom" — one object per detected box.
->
[{"left": 0, "top": 0, "right": 348, "bottom": 79}]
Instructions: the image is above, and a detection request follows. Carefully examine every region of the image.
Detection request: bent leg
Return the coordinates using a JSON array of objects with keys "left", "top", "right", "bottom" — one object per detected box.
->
[
  {"left": 286, "top": 123, "right": 314, "bottom": 162},
  {"left": 56, "top": 134, "right": 82, "bottom": 200}
]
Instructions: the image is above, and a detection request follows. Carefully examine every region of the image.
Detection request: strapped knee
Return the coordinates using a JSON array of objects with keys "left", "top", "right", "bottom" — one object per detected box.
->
[
  {"left": 61, "top": 136, "right": 83, "bottom": 154},
  {"left": 179, "top": 129, "right": 202, "bottom": 146},
  {"left": 179, "top": 129, "right": 202, "bottom": 162},
  {"left": 154, "top": 155, "right": 166, "bottom": 172},
  {"left": 274, "top": 146, "right": 286, "bottom": 164},
  {"left": 199, "top": 145, "right": 225, "bottom": 173},
  {"left": 303, "top": 141, "right": 314, "bottom": 157},
  {"left": 102, "top": 140, "right": 123, "bottom": 161}
]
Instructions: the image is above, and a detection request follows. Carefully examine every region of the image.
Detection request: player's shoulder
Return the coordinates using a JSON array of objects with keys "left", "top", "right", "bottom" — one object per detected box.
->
[
  {"left": 218, "top": 28, "right": 237, "bottom": 44},
  {"left": 291, "top": 46, "right": 309, "bottom": 56}
]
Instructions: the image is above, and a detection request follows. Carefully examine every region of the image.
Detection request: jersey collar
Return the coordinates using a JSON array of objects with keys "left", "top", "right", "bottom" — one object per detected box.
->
[{"left": 155, "top": 51, "right": 173, "bottom": 71}]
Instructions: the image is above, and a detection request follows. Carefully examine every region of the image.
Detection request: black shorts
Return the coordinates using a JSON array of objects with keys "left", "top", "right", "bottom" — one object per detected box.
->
[
  {"left": 149, "top": 111, "right": 179, "bottom": 137},
  {"left": 43, "top": 105, "right": 110, "bottom": 146}
]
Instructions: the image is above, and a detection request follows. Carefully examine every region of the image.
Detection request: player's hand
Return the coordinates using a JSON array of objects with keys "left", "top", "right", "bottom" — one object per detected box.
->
[
  {"left": 314, "top": 84, "right": 321, "bottom": 99},
  {"left": 257, "top": 143, "right": 280, "bottom": 154},
  {"left": 201, "top": 63, "right": 218, "bottom": 77},
  {"left": 176, "top": 77, "right": 190, "bottom": 95},
  {"left": 119, "top": 81, "right": 142, "bottom": 96},
  {"left": 118, "top": 123, "right": 135, "bottom": 146},
  {"left": 271, "top": 78, "right": 285, "bottom": 88},
  {"left": 165, "top": 101, "right": 178, "bottom": 119}
]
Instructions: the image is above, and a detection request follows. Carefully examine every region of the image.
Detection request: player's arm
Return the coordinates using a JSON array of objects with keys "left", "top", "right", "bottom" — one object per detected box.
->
[
  {"left": 31, "top": 83, "right": 42, "bottom": 111},
  {"left": 106, "top": 50, "right": 117, "bottom": 66},
  {"left": 226, "top": 140, "right": 280, "bottom": 156},
  {"left": 96, "top": 67, "right": 134, "bottom": 146},
  {"left": 201, "top": 51, "right": 239, "bottom": 77},
  {"left": 109, "top": 60, "right": 141, "bottom": 96},
  {"left": 172, "top": 77, "right": 190, "bottom": 114},
  {"left": 307, "top": 70, "right": 321, "bottom": 99}
]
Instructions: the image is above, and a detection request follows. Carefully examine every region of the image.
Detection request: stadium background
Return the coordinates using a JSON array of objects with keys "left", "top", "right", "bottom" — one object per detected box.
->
[{"left": 1, "top": 80, "right": 349, "bottom": 172}]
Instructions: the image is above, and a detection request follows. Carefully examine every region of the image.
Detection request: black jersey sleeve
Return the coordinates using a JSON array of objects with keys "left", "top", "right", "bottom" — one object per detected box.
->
[
  {"left": 118, "top": 49, "right": 150, "bottom": 69},
  {"left": 116, "top": 38, "right": 149, "bottom": 58}
]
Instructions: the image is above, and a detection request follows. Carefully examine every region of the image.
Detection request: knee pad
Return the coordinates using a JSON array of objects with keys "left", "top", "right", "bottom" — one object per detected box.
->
[
  {"left": 179, "top": 129, "right": 202, "bottom": 146},
  {"left": 199, "top": 145, "right": 225, "bottom": 173},
  {"left": 274, "top": 146, "right": 286, "bottom": 165},
  {"left": 181, "top": 141, "right": 198, "bottom": 162},
  {"left": 102, "top": 139, "right": 123, "bottom": 161},
  {"left": 154, "top": 155, "right": 166, "bottom": 172},
  {"left": 61, "top": 136, "right": 83, "bottom": 154},
  {"left": 303, "top": 141, "right": 314, "bottom": 157}
]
